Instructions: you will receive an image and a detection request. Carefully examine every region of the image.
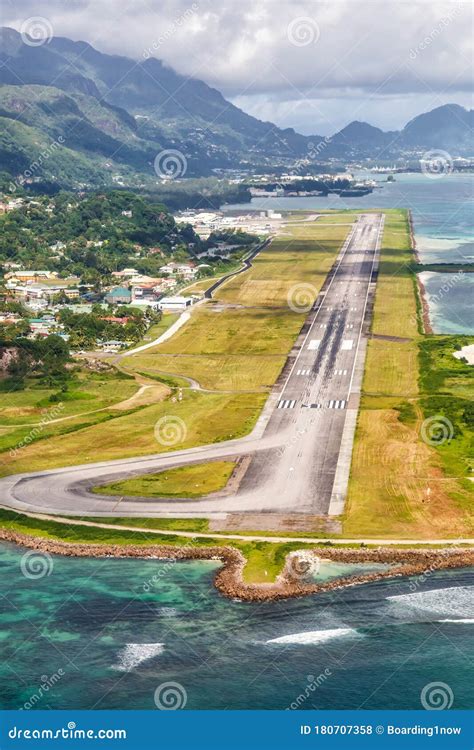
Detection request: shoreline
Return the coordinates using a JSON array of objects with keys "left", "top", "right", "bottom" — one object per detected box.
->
[
  {"left": 409, "top": 209, "right": 434, "bottom": 334},
  {"left": 416, "top": 275, "right": 434, "bottom": 334},
  {"left": 2, "top": 529, "right": 473, "bottom": 602},
  {"left": 408, "top": 209, "right": 420, "bottom": 263}
]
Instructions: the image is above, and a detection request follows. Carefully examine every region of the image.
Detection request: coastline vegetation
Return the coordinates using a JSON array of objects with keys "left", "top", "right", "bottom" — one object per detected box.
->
[
  {"left": 345, "top": 209, "right": 473, "bottom": 539},
  {"left": 1, "top": 208, "right": 472, "bottom": 571}
]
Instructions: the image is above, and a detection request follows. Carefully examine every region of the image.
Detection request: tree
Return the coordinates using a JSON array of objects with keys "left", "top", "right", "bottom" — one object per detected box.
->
[{"left": 40, "top": 335, "right": 70, "bottom": 385}]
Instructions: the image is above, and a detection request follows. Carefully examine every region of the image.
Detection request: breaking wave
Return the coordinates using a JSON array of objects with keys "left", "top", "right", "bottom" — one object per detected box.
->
[
  {"left": 388, "top": 586, "right": 473, "bottom": 620},
  {"left": 266, "top": 628, "right": 359, "bottom": 645},
  {"left": 112, "top": 643, "right": 164, "bottom": 672}
]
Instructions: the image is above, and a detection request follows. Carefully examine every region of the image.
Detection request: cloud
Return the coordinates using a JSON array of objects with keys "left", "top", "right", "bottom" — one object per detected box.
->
[{"left": 3, "top": 0, "right": 472, "bottom": 133}]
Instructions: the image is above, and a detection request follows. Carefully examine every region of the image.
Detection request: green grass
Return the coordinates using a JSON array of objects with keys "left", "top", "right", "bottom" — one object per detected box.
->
[
  {"left": 94, "top": 461, "right": 236, "bottom": 499},
  {"left": 1, "top": 390, "right": 265, "bottom": 476},
  {"left": 123, "top": 220, "right": 352, "bottom": 392},
  {"left": 0, "top": 507, "right": 310, "bottom": 583},
  {"left": 418, "top": 336, "right": 474, "bottom": 484},
  {"left": 345, "top": 210, "right": 473, "bottom": 539},
  {"left": 123, "top": 313, "right": 179, "bottom": 350},
  {"left": 0, "top": 371, "right": 137, "bottom": 426},
  {"left": 0, "top": 369, "right": 145, "bottom": 458}
]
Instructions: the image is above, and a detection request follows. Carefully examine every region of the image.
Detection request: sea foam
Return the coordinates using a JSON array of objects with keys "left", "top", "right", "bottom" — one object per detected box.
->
[
  {"left": 388, "top": 586, "right": 473, "bottom": 619},
  {"left": 112, "top": 643, "right": 164, "bottom": 672},
  {"left": 266, "top": 628, "right": 358, "bottom": 645}
]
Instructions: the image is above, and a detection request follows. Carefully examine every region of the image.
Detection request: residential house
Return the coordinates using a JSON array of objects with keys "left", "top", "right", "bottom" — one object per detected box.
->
[
  {"left": 160, "top": 263, "right": 198, "bottom": 280},
  {"left": 105, "top": 287, "right": 132, "bottom": 305}
]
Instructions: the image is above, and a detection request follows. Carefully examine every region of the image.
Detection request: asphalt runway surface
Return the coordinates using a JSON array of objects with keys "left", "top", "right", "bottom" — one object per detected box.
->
[{"left": 0, "top": 213, "right": 384, "bottom": 519}]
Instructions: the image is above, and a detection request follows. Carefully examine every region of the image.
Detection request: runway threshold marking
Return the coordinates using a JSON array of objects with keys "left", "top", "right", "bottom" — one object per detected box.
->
[
  {"left": 328, "top": 400, "right": 347, "bottom": 409},
  {"left": 277, "top": 399, "right": 297, "bottom": 409}
]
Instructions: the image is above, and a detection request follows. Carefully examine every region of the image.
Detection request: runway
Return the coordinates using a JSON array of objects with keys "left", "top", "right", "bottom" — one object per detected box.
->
[{"left": 0, "top": 213, "right": 384, "bottom": 520}]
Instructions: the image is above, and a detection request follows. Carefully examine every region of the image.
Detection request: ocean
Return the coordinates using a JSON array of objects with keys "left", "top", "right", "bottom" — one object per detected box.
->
[
  {"left": 0, "top": 175, "right": 472, "bottom": 713},
  {"left": 0, "top": 543, "right": 472, "bottom": 710},
  {"left": 227, "top": 172, "right": 474, "bottom": 335}
]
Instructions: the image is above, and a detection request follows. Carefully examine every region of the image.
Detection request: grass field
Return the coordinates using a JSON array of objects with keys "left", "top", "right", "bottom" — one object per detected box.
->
[
  {"left": 0, "top": 507, "right": 308, "bottom": 583},
  {"left": 129, "top": 313, "right": 179, "bottom": 344},
  {"left": 2, "top": 209, "right": 470, "bottom": 546},
  {"left": 345, "top": 209, "right": 473, "bottom": 539},
  {"left": 3, "top": 216, "right": 349, "bottom": 476},
  {"left": 0, "top": 316, "right": 186, "bottom": 463},
  {"left": 0, "top": 368, "right": 149, "bottom": 465},
  {"left": 124, "top": 217, "right": 351, "bottom": 391},
  {"left": 215, "top": 218, "right": 348, "bottom": 307},
  {"left": 95, "top": 460, "right": 236, "bottom": 498},
  {"left": 1, "top": 390, "right": 264, "bottom": 476}
]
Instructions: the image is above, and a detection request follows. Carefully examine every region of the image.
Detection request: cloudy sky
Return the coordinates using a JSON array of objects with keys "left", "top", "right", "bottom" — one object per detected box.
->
[{"left": 3, "top": 0, "right": 473, "bottom": 134}]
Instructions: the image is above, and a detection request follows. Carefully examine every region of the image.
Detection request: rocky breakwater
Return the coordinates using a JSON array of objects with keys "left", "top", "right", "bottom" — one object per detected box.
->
[{"left": 1, "top": 529, "right": 472, "bottom": 602}]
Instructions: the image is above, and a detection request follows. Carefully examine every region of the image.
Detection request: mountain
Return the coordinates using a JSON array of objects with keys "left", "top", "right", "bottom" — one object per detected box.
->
[
  {"left": 402, "top": 104, "right": 474, "bottom": 151},
  {"left": 330, "top": 121, "right": 398, "bottom": 156},
  {"left": 0, "top": 26, "right": 320, "bottom": 176},
  {"left": 0, "top": 26, "right": 472, "bottom": 190}
]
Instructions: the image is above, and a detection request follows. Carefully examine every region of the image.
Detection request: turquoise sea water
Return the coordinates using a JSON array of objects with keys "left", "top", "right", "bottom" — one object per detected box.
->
[
  {"left": 227, "top": 172, "right": 474, "bottom": 334},
  {"left": 419, "top": 271, "right": 474, "bottom": 334},
  {"left": 0, "top": 175, "right": 472, "bottom": 712},
  {"left": 0, "top": 543, "right": 472, "bottom": 710}
]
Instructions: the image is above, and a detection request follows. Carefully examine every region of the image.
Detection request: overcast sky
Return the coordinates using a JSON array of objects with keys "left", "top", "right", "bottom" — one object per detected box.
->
[{"left": 3, "top": 0, "right": 473, "bottom": 134}]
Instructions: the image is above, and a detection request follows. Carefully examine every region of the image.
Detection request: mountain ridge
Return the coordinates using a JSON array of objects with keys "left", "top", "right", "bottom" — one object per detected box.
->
[{"left": 0, "top": 26, "right": 472, "bottom": 189}]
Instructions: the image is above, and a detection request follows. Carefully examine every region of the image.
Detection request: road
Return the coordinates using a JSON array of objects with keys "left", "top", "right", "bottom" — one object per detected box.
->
[
  {"left": 10, "top": 509, "right": 471, "bottom": 546},
  {"left": 203, "top": 238, "right": 271, "bottom": 299},
  {"left": 0, "top": 214, "right": 384, "bottom": 520}
]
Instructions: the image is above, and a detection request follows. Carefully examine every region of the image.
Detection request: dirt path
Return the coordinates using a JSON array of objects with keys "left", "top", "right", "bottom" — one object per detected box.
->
[
  {"left": 0, "top": 374, "right": 169, "bottom": 427},
  {"left": 5, "top": 508, "right": 471, "bottom": 546}
]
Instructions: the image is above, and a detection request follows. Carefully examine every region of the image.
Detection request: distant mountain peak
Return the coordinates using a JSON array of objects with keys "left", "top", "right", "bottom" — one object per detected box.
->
[{"left": 0, "top": 25, "right": 472, "bottom": 186}]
